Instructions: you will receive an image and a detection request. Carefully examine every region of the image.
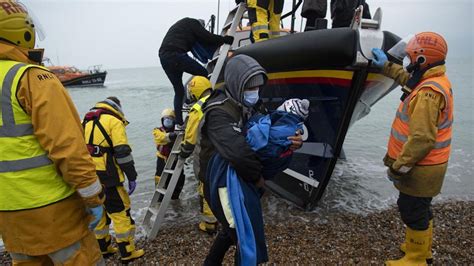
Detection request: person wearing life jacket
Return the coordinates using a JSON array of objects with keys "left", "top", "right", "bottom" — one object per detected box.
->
[
  {"left": 153, "top": 108, "right": 185, "bottom": 199},
  {"left": 0, "top": 1, "right": 104, "bottom": 264},
  {"left": 372, "top": 32, "right": 453, "bottom": 265},
  {"left": 83, "top": 97, "right": 145, "bottom": 263},
  {"left": 178, "top": 76, "right": 218, "bottom": 234},
  {"left": 159, "top": 18, "right": 234, "bottom": 129},
  {"left": 236, "top": 0, "right": 284, "bottom": 42}
]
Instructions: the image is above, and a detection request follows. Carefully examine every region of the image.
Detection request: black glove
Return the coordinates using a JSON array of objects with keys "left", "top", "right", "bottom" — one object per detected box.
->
[
  {"left": 223, "top": 35, "right": 234, "bottom": 45},
  {"left": 168, "top": 132, "right": 177, "bottom": 142},
  {"left": 235, "top": 0, "right": 245, "bottom": 4}
]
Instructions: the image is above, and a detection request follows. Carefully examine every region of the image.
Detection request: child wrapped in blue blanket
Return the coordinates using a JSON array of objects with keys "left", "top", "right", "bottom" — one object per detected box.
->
[{"left": 246, "top": 98, "right": 310, "bottom": 180}]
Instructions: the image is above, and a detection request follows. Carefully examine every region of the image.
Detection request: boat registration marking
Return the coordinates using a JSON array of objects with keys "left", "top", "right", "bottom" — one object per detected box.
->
[{"left": 283, "top": 168, "right": 319, "bottom": 188}]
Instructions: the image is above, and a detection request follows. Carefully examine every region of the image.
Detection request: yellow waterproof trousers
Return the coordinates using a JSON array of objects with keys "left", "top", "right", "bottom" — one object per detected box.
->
[
  {"left": 199, "top": 181, "right": 217, "bottom": 224},
  {"left": 247, "top": 0, "right": 284, "bottom": 42},
  {"left": 94, "top": 186, "right": 137, "bottom": 258},
  {"left": 10, "top": 231, "right": 102, "bottom": 266}
]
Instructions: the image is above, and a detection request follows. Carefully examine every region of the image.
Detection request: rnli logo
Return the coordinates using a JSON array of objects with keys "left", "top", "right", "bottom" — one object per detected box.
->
[
  {"left": 416, "top": 36, "right": 438, "bottom": 47},
  {"left": 37, "top": 73, "right": 56, "bottom": 81},
  {"left": 0, "top": 2, "right": 27, "bottom": 15},
  {"left": 424, "top": 92, "right": 436, "bottom": 100}
]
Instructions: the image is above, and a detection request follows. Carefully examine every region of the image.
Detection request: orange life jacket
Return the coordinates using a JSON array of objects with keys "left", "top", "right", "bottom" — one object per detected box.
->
[{"left": 387, "top": 75, "right": 453, "bottom": 165}]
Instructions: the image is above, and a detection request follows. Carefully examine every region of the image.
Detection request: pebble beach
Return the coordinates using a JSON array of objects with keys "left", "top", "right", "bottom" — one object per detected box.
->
[{"left": 3, "top": 200, "right": 472, "bottom": 265}]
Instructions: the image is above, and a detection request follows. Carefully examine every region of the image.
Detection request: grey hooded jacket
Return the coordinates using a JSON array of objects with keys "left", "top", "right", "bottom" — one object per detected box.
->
[{"left": 197, "top": 55, "right": 267, "bottom": 183}]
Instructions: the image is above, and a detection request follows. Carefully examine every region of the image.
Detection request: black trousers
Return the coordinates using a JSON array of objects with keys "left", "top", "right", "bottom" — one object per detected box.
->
[
  {"left": 204, "top": 228, "right": 238, "bottom": 266},
  {"left": 397, "top": 192, "right": 433, "bottom": 230},
  {"left": 159, "top": 51, "right": 208, "bottom": 125}
]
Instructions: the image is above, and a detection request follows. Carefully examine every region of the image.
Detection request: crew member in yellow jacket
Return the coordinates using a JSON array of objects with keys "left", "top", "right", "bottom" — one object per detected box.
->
[
  {"left": 236, "top": 0, "right": 284, "bottom": 42},
  {"left": 372, "top": 32, "right": 453, "bottom": 265},
  {"left": 0, "top": 1, "right": 104, "bottom": 265},
  {"left": 179, "top": 76, "right": 218, "bottom": 234},
  {"left": 153, "top": 108, "right": 185, "bottom": 199},
  {"left": 83, "top": 97, "right": 145, "bottom": 263}
]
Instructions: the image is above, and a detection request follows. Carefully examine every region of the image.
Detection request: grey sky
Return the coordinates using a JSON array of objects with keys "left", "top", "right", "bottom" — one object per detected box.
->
[{"left": 24, "top": 0, "right": 473, "bottom": 70}]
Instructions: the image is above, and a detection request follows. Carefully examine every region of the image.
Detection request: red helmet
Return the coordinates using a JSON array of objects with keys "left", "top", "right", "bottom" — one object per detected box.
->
[{"left": 405, "top": 32, "right": 448, "bottom": 69}]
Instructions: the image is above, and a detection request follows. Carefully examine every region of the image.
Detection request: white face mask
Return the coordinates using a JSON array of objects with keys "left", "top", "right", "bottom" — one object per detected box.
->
[
  {"left": 402, "top": 56, "right": 412, "bottom": 71},
  {"left": 243, "top": 90, "right": 259, "bottom": 106},
  {"left": 163, "top": 118, "right": 174, "bottom": 129}
]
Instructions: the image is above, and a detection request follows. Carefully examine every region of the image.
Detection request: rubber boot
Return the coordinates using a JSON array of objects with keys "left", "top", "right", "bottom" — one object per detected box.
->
[
  {"left": 386, "top": 227, "right": 430, "bottom": 266},
  {"left": 97, "top": 236, "right": 118, "bottom": 258},
  {"left": 203, "top": 231, "right": 234, "bottom": 266},
  {"left": 118, "top": 241, "right": 145, "bottom": 264},
  {"left": 400, "top": 220, "right": 433, "bottom": 264},
  {"left": 199, "top": 221, "right": 218, "bottom": 235}
]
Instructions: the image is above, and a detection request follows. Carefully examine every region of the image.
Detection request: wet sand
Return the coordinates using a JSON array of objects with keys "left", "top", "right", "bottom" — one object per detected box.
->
[{"left": 1, "top": 200, "right": 472, "bottom": 265}]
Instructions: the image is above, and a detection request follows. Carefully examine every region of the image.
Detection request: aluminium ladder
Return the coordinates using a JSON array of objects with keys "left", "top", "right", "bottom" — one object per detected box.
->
[
  {"left": 209, "top": 2, "right": 247, "bottom": 88},
  {"left": 143, "top": 132, "right": 185, "bottom": 239},
  {"left": 143, "top": 3, "right": 247, "bottom": 239}
]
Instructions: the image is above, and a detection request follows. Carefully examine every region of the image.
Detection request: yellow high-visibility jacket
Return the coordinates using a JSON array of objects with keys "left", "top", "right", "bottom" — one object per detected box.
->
[
  {"left": 0, "top": 41, "right": 103, "bottom": 255},
  {"left": 83, "top": 101, "right": 137, "bottom": 187},
  {"left": 153, "top": 126, "right": 175, "bottom": 160},
  {"left": 180, "top": 94, "right": 210, "bottom": 158}
]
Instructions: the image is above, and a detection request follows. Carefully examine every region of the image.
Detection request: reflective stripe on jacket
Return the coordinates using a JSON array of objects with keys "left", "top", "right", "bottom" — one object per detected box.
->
[
  {"left": 388, "top": 75, "right": 453, "bottom": 165},
  {"left": 182, "top": 94, "right": 210, "bottom": 151},
  {"left": 0, "top": 60, "right": 75, "bottom": 210}
]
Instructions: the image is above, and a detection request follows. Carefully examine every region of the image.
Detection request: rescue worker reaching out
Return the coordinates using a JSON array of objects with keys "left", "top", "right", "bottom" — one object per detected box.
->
[
  {"left": 0, "top": 1, "right": 104, "bottom": 264},
  {"left": 372, "top": 32, "right": 453, "bottom": 265},
  {"left": 83, "top": 97, "right": 145, "bottom": 263},
  {"left": 153, "top": 108, "right": 185, "bottom": 199},
  {"left": 178, "top": 76, "right": 218, "bottom": 234},
  {"left": 236, "top": 0, "right": 284, "bottom": 42}
]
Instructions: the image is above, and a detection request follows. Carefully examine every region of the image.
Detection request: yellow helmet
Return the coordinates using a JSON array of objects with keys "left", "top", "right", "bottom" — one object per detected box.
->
[
  {"left": 0, "top": 1, "right": 36, "bottom": 49},
  {"left": 187, "top": 76, "right": 211, "bottom": 101},
  {"left": 161, "top": 108, "right": 175, "bottom": 119}
]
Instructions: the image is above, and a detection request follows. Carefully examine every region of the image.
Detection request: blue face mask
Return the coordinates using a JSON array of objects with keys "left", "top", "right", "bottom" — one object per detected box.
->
[
  {"left": 163, "top": 118, "right": 174, "bottom": 129},
  {"left": 243, "top": 90, "right": 259, "bottom": 106}
]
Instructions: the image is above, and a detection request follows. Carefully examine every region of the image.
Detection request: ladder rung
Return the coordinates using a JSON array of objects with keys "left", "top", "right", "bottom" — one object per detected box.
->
[
  {"left": 156, "top": 188, "right": 167, "bottom": 195},
  {"left": 228, "top": 5, "right": 239, "bottom": 15},
  {"left": 222, "top": 21, "right": 232, "bottom": 31},
  {"left": 147, "top": 207, "right": 158, "bottom": 217},
  {"left": 163, "top": 169, "right": 174, "bottom": 174}
]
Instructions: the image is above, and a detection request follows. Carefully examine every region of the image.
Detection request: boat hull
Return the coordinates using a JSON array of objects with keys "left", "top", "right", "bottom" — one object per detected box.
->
[
  {"left": 61, "top": 72, "right": 107, "bottom": 87},
  {"left": 225, "top": 28, "right": 401, "bottom": 209},
  {"left": 258, "top": 69, "right": 397, "bottom": 209}
]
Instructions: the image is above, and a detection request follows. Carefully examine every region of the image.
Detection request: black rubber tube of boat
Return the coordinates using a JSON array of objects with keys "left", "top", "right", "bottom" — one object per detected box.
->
[{"left": 307, "top": 62, "right": 372, "bottom": 210}]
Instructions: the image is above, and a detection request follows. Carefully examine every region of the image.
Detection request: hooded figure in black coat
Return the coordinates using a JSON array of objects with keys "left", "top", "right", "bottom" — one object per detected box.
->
[{"left": 159, "top": 18, "right": 234, "bottom": 126}]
